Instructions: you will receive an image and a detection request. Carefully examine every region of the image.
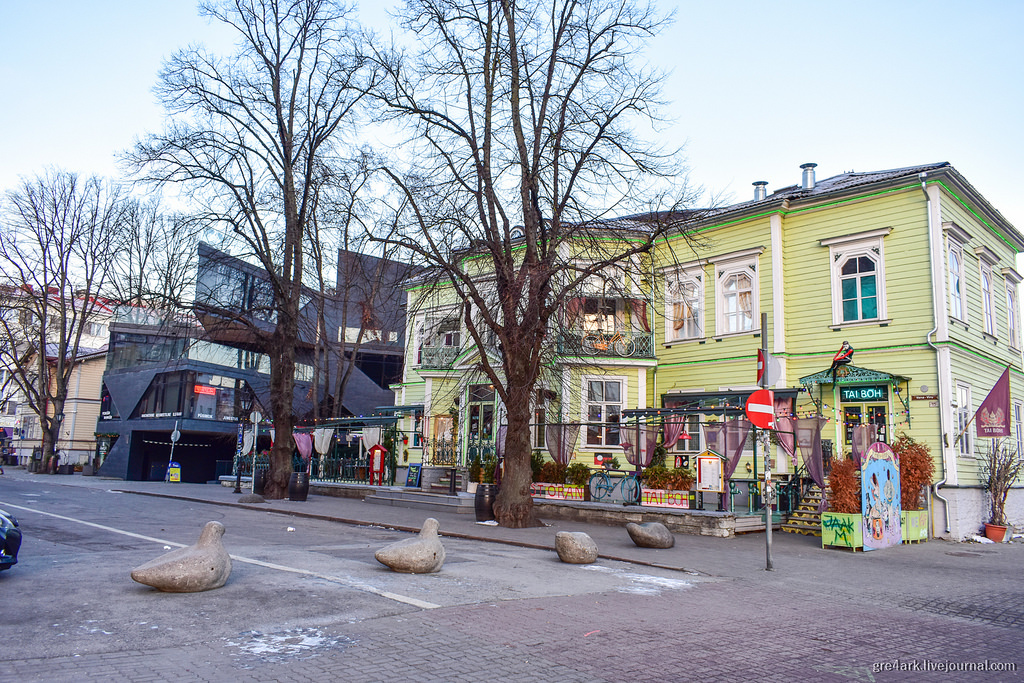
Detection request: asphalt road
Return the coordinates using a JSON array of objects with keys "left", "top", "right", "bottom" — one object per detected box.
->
[{"left": 1, "top": 474, "right": 1022, "bottom": 682}]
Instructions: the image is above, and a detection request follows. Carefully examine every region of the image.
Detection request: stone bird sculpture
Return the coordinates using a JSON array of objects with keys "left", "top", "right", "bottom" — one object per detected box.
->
[{"left": 131, "top": 521, "right": 232, "bottom": 592}]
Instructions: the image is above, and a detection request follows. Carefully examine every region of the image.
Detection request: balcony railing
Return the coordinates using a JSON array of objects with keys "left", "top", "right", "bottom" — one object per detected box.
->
[
  {"left": 419, "top": 345, "right": 460, "bottom": 370},
  {"left": 556, "top": 330, "right": 655, "bottom": 358}
]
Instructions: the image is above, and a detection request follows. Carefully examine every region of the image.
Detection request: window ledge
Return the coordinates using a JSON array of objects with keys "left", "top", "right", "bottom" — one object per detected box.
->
[
  {"left": 712, "top": 330, "right": 762, "bottom": 342},
  {"left": 829, "top": 319, "right": 892, "bottom": 331},
  {"left": 664, "top": 337, "right": 706, "bottom": 348},
  {"left": 982, "top": 332, "right": 999, "bottom": 344}
]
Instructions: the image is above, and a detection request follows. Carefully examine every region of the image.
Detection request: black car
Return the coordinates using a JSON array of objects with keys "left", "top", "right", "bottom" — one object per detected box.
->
[{"left": 0, "top": 508, "right": 21, "bottom": 571}]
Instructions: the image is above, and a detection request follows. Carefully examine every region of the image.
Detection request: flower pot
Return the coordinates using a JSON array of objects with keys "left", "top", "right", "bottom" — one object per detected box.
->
[
  {"left": 474, "top": 483, "right": 499, "bottom": 522},
  {"left": 288, "top": 472, "right": 309, "bottom": 501},
  {"left": 984, "top": 523, "right": 1008, "bottom": 543}
]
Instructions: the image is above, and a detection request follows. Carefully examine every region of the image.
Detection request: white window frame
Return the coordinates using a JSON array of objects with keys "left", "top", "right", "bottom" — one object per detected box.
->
[
  {"left": 582, "top": 375, "right": 626, "bottom": 447},
  {"left": 955, "top": 383, "right": 972, "bottom": 458},
  {"left": 948, "top": 240, "right": 966, "bottom": 322},
  {"left": 980, "top": 263, "right": 996, "bottom": 336},
  {"left": 821, "top": 228, "right": 890, "bottom": 326},
  {"left": 665, "top": 268, "right": 704, "bottom": 342},
  {"left": 1014, "top": 401, "right": 1023, "bottom": 458},
  {"left": 1004, "top": 268, "right": 1022, "bottom": 349},
  {"left": 712, "top": 248, "right": 762, "bottom": 337}
]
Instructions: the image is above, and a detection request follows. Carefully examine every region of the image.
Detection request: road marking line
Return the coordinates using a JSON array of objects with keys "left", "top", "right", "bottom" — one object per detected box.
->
[{"left": 0, "top": 500, "right": 440, "bottom": 610}]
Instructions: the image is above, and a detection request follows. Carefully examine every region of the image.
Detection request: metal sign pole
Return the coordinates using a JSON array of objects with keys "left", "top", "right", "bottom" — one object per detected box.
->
[{"left": 761, "top": 312, "right": 774, "bottom": 571}]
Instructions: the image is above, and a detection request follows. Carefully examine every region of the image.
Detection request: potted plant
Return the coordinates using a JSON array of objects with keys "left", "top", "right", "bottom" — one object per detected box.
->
[
  {"left": 821, "top": 458, "right": 864, "bottom": 549},
  {"left": 640, "top": 465, "right": 695, "bottom": 508},
  {"left": 565, "top": 462, "right": 592, "bottom": 501},
  {"left": 978, "top": 440, "right": 1024, "bottom": 542},
  {"left": 467, "top": 455, "right": 482, "bottom": 494},
  {"left": 892, "top": 433, "right": 935, "bottom": 542}
]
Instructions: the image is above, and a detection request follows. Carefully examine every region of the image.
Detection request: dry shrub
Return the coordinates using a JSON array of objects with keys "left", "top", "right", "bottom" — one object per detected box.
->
[
  {"left": 828, "top": 458, "right": 861, "bottom": 514},
  {"left": 538, "top": 461, "right": 567, "bottom": 484},
  {"left": 892, "top": 433, "right": 935, "bottom": 511}
]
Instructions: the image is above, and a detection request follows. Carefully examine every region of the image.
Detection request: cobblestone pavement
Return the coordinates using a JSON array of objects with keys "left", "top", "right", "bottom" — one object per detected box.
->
[{"left": 1, "top": 469, "right": 1022, "bottom": 681}]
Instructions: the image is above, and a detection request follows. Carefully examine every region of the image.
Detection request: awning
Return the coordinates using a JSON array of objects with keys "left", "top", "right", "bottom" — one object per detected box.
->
[{"left": 799, "top": 365, "right": 910, "bottom": 387}]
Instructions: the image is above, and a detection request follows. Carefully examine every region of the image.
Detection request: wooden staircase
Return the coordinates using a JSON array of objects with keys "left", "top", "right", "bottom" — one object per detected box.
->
[{"left": 782, "top": 483, "right": 825, "bottom": 536}]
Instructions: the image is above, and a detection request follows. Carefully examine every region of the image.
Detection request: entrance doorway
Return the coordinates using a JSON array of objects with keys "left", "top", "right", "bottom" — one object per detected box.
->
[{"left": 843, "top": 404, "right": 887, "bottom": 448}]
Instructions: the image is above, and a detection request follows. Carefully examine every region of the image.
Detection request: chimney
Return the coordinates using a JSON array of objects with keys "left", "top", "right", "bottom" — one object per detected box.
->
[
  {"left": 752, "top": 181, "right": 768, "bottom": 201},
  {"left": 801, "top": 163, "right": 817, "bottom": 190}
]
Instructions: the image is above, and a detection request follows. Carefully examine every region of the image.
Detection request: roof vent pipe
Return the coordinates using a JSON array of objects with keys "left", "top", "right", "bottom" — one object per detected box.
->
[
  {"left": 752, "top": 181, "right": 768, "bottom": 201},
  {"left": 801, "top": 163, "right": 817, "bottom": 190}
]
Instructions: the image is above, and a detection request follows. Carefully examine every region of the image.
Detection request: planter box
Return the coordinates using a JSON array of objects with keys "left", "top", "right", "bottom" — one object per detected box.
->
[
  {"left": 901, "top": 510, "right": 928, "bottom": 543},
  {"left": 530, "top": 483, "right": 584, "bottom": 501},
  {"left": 821, "top": 512, "right": 864, "bottom": 550},
  {"left": 641, "top": 488, "right": 691, "bottom": 509}
]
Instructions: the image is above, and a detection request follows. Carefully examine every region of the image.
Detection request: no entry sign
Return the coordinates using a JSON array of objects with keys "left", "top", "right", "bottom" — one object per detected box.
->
[{"left": 745, "top": 389, "right": 775, "bottom": 429}]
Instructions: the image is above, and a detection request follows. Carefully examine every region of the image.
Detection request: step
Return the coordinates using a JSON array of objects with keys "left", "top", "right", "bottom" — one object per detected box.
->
[{"left": 364, "top": 488, "right": 476, "bottom": 514}]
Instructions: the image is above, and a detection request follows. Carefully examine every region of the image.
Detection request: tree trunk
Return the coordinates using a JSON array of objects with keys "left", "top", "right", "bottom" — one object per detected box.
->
[
  {"left": 264, "top": 313, "right": 298, "bottom": 499},
  {"left": 493, "top": 370, "right": 543, "bottom": 528}
]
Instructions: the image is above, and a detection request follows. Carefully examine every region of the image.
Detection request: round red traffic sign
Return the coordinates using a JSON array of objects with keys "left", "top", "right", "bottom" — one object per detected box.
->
[{"left": 745, "top": 389, "right": 775, "bottom": 429}]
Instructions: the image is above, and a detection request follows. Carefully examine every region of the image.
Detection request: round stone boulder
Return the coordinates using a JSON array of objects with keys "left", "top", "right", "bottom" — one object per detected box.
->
[
  {"left": 375, "top": 518, "right": 446, "bottom": 573},
  {"left": 555, "top": 531, "right": 598, "bottom": 564},
  {"left": 238, "top": 493, "right": 266, "bottom": 504},
  {"left": 626, "top": 521, "right": 675, "bottom": 548}
]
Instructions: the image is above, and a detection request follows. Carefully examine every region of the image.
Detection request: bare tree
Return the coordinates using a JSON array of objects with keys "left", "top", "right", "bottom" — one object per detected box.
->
[
  {"left": 369, "top": 0, "right": 697, "bottom": 527},
  {"left": 106, "top": 199, "right": 204, "bottom": 321},
  {"left": 127, "top": 0, "right": 376, "bottom": 498},
  {"left": 0, "top": 170, "right": 125, "bottom": 471}
]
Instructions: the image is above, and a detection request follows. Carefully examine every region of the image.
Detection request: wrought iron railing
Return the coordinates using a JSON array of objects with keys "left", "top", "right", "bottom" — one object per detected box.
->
[
  {"left": 464, "top": 438, "right": 496, "bottom": 463},
  {"left": 556, "top": 330, "right": 656, "bottom": 359},
  {"left": 310, "top": 445, "right": 370, "bottom": 484},
  {"left": 425, "top": 438, "right": 461, "bottom": 467},
  {"left": 419, "top": 345, "right": 460, "bottom": 369}
]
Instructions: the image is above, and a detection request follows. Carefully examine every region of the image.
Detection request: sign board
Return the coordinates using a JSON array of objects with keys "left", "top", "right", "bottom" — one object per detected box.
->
[
  {"left": 405, "top": 463, "right": 422, "bottom": 488},
  {"left": 167, "top": 461, "right": 181, "bottom": 483},
  {"left": 744, "top": 389, "right": 775, "bottom": 429},
  {"left": 695, "top": 452, "right": 723, "bottom": 493},
  {"left": 369, "top": 444, "right": 388, "bottom": 486},
  {"left": 840, "top": 385, "right": 888, "bottom": 402},
  {"left": 861, "top": 442, "right": 901, "bottom": 551}
]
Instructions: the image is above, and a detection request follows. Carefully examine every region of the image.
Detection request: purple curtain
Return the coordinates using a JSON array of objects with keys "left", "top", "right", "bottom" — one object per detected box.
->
[
  {"left": 662, "top": 416, "right": 685, "bottom": 450},
  {"left": 794, "top": 417, "right": 829, "bottom": 510},
  {"left": 774, "top": 396, "right": 797, "bottom": 468},
  {"left": 775, "top": 417, "right": 798, "bottom": 469},
  {"left": 851, "top": 424, "right": 878, "bottom": 467},
  {"left": 545, "top": 424, "right": 579, "bottom": 465},
  {"left": 701, "top": 418, "right": 752, "bottom": 511},
  {"left": 620, "top": 424, "right": 660, "bottom": 467}
]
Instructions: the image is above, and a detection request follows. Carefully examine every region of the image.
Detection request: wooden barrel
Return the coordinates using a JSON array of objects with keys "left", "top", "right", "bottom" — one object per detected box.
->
[
  {"left": 253, "top": 469, "right": 266, "bottom": 495},
  {"left": 288, "top": 472, "right": 309, "bottom": 501},
  {"left": 474, "top": 483, "right": 499, "bottom": 522}
]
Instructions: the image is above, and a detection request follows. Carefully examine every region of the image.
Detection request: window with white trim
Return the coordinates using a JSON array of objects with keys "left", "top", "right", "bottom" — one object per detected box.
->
[
  {"left": 822, "top": 229, "right": 889, "bottom": 326},
  {"left": 713, "top": 254, "right": 759, "bottom": 336},
  {"left": 948, "top": 241, "right": 966, "bottom": 321},
  {"left": 955, "top": 383, "right": 972, "bottom": 458},
  {"left": 981, "top": 263, "right": 996, "bottom": 336},
  {"left": 665, "top": 270, "right": 703, "bottom": 341},
  {"left": 1008, "top": 284, "right": 1020, "bottom": 349},
  {"left": 584, "top": 377, "right": 623, "bottom": 447}
]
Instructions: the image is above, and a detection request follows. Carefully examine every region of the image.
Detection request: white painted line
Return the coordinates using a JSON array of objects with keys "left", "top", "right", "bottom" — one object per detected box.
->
[{"left": 0, "top": 500, "right": 440, "bottom": 610}]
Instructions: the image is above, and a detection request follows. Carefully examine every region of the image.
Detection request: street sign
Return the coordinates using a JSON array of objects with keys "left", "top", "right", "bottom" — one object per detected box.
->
[{"left": 745, "top": 389, "right": 775, "bottom": 429}]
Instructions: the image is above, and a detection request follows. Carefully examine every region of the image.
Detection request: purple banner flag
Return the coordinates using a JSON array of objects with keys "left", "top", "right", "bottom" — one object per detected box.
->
[{"left": 976, "top": 367, "right": 1011, "bottom": 438}]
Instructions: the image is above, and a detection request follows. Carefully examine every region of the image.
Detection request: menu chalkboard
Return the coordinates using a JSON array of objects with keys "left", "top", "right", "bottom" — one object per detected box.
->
[{"left": 405, "top": 463, "right": 422, "bottom": 488}]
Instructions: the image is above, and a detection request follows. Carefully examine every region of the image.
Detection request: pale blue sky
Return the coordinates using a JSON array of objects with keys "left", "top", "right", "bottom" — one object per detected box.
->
[{"left": 2, "top": 1, "right": 1022, "bottom": 229}]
